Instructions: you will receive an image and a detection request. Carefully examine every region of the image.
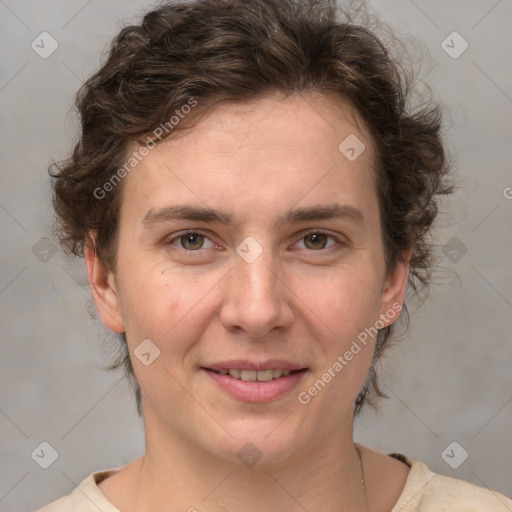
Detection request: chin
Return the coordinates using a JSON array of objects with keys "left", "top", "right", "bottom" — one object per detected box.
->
[{"left": 206, "top": 416, "right": 312, "bottom": 469}]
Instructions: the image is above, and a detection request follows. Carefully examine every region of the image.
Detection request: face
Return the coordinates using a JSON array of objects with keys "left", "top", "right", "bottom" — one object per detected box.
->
[{"left": 87, "top": 92, "right": 408, "bottom": 467}]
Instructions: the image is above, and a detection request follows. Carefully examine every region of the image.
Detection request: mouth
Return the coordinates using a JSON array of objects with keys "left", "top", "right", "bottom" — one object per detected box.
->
[
  {"left": 201, "top": 361, "right": 308, "bottom": 402},
  {"left": 205, "top": 368, "right": 303, "bottom": 381}
]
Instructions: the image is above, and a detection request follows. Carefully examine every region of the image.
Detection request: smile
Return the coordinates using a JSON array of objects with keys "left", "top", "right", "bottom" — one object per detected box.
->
[
  {"left": 210, "top": 369, "right": 296, "bottom": 381},
  {"left": 202, "top": 364, "right": 308, "bottom": 402}
]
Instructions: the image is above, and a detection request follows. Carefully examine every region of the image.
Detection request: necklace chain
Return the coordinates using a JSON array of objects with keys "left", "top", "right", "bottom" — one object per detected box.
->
[
  {"left": 355, "top": 444, "right": 369, "bottom": 510},
  {"left": 134, "top": 448, "right": 369, "bottom": 511}
]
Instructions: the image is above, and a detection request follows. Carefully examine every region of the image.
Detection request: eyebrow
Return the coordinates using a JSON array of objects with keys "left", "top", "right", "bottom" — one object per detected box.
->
[{"left": 142, "top": 203, "right": 364, "bottom": 228}]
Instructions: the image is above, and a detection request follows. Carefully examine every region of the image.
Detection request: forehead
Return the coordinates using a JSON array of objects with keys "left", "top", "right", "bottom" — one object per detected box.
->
[{"left": 118, "top": 92, "right": 378, "bottom": 228}]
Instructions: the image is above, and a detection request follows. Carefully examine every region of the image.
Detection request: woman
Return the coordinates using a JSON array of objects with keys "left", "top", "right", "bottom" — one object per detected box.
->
[{"left": 39, "top": 0, "right": 512, "bottom": 510}]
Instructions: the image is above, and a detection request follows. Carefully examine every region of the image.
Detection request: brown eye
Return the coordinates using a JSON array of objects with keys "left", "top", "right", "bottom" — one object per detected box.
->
[
  {"left": 295, "top": 231, "right": 341, "bottom": 251},
  {"left": 303, "top": 233, "right": 330, "bottom": 250},
  {"left": 179, "top": 233, "right": 205, "bottom": 250},
  {"left": 166, "top": 230, "right": 218, "bottom": 255}
]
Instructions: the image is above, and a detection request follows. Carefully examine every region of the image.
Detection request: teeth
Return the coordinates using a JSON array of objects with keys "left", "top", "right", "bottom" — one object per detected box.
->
[
  {"left": 240, "top": 370, "right": 257, "bottom": 381},
  {"left": 219, "top": 369, "right": 294, "bottom": 381},
  {"left": 228, "top": 369, "right": 241, "bottom": 379},
  {"left": 255, "top": 370, "right": 274, "bottom": 382}
]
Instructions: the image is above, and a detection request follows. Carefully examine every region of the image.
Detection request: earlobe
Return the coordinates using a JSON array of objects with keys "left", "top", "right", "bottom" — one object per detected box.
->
[{"left": 84, "top": 235, "right": 125, "bottom": 334}]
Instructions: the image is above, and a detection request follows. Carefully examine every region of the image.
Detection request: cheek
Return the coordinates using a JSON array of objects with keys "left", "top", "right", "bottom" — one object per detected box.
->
[
  {"left": 311, "top": 266, "right": 383, "bottom": 339},
  {"left": 116, "top": 258, "right": 219, "bottom": 353},
  {"left": 122, "top": 285, "right": 183, "bottom": 344},
  {"left": 118, "top": 274, "right": 190, "bottom": 398},
  {"left": 304, "top": 266, "right": 383, "bottom": 395},
  {"left": 311, "top": 275, "right": 381, "bottom": 394}
]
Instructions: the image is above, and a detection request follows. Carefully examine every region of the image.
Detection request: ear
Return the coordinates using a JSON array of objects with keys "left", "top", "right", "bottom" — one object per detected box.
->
[
  {"left": 85, "top": 234, "right": 125, "bottom": 333},
  {"left": 378, "top": 249, "right": 411, "bottom": 326}
]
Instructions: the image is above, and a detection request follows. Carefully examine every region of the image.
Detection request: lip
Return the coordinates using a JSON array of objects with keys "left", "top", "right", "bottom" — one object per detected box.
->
[{"left": 201, "top": 360, "right": 308, "bottom": 402}]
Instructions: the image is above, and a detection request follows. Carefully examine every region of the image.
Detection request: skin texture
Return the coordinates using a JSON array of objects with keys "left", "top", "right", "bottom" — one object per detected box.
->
[{"left": 86, "top": 92, "right": 411, "bottom": 512}]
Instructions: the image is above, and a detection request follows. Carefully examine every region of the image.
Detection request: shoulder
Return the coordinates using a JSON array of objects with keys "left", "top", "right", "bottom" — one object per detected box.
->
[
  {"left": 391, "top": 454, "right": 512, "bottom": 512},
  {"left": 36, "top": 469, "right": 121, "bottom": 512}
]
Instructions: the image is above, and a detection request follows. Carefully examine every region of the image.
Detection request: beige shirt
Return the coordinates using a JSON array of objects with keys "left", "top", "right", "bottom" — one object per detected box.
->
[{"left": 37, "top": 454, "right": 512, "bottom": 511}]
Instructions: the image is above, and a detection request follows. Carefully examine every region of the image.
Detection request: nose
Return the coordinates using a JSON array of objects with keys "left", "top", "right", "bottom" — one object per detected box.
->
[{"left": 219, "top": 245, "right": 294, "bottom": 338}]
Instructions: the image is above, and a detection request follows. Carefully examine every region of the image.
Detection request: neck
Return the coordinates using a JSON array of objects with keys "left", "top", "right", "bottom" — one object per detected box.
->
[{"left": 130, "top": 413, "right": 369, "bottom": 512}]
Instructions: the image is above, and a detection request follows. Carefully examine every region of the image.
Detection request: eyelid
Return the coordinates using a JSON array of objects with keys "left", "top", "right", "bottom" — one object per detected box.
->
[
  {"left": 166, "top": 229, "right": 219, "bottom": 253},
  {"left": 294, "top": 228, "right": 348, "bottom": 250}
]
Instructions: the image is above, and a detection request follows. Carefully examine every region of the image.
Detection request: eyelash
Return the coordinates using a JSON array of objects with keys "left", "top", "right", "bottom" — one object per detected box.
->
[{"left": 165, "top": 229, "right": 346, "bottom": 255}]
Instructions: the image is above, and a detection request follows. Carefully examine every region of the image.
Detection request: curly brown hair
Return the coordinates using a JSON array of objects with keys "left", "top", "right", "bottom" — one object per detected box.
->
[{"left": 49, "top": 0, "right": 453, "bottom": 416}]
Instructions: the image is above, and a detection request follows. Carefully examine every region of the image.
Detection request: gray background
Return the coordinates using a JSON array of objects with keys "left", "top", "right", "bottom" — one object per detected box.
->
[{"left": 0, "top": 0, "right": 511, "bottom": 510}]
